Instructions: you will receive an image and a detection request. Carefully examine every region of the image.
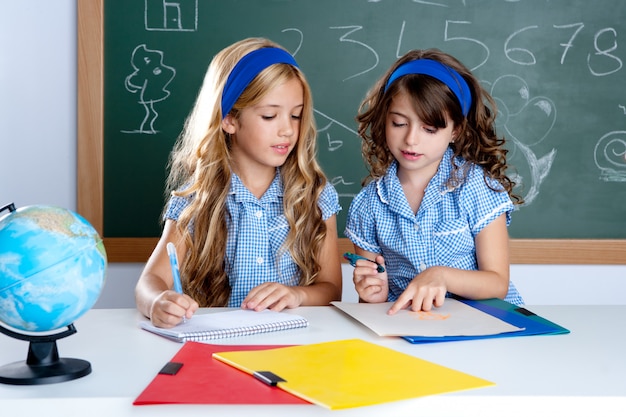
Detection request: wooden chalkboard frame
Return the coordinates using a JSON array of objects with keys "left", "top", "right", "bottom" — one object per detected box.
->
[{"left": 77, "top": 0, "right": 626, "bottom": 264}]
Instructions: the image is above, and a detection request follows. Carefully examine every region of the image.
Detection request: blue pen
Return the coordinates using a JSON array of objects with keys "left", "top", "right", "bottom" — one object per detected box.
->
[
  {"left": 343, "top": 252, "right": 385, "bottom": 273},
  {"left": 166, "top": 242, "right": 184, "bottom": 293},
  {"left": 166, "top": 242, "right": 186, "bottom": 322}
]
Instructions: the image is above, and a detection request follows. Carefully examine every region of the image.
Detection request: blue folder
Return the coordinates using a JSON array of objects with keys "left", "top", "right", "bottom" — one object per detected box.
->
[{"left": 402, "top": 297, "right": 570, "bottom": 344}]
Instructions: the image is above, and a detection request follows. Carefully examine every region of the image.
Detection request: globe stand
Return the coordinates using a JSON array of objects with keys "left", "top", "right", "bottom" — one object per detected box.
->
[{"left": 0, "top": 322, "right": 91, "bottom": 385}]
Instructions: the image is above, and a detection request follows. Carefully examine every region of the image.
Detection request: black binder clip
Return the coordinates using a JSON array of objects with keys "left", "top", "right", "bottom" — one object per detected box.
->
[
  {"left": 253, "top": 371, "right": 286, "bottom": 386},
  {"left": 158, "top": 361, "right": 183, "bottom": 375}
]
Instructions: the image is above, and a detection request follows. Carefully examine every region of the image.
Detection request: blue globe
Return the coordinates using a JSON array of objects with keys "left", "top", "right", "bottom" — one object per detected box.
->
[{"left": 0, "top": 205, "right": 107, "bottom": 332}]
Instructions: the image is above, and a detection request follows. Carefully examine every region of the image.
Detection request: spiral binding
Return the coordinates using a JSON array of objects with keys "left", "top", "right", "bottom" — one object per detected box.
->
[{"left": 179, "top": 318, "right": 308, "bottom": 342}]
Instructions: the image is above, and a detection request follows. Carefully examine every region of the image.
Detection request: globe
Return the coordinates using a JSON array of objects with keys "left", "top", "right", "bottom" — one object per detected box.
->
[{"left": 0, "top": 204, "right": 107, "bottom": 333}]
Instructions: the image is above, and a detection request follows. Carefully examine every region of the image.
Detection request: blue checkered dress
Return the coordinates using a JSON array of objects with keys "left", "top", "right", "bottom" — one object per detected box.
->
[
  {"left": 166, "top": 170, "right": 341, "bottom": 307},
  {"left": 345, "top": 148, "right": 524, "bottom": 305}
]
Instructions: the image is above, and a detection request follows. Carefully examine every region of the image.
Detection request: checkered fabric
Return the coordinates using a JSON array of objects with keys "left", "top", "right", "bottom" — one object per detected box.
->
[
  {"left": 166, "top": 169, "right": 341, "bottom": 306},
  {"left": 345, "top": 147, "right": 524, "bottom": 305}
]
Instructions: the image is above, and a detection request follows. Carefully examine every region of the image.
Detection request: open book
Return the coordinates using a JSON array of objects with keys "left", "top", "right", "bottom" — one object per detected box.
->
[{"left": 140, "top": 309, "right": 309, "bottom": 343}]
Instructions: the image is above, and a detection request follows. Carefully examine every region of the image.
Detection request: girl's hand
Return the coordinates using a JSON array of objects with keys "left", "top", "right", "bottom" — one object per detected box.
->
[
  {"left": 149, "top": 290, "right": 198, "bottom": 328},
  {"left": 388, "top": 266, "right": 447, "bottom": 314},
  {"left": 353, "top": 255, "right": 389, "bottom": 303},
  {"left": 241, "top": 282, "right": 305, "bottom": 312}
]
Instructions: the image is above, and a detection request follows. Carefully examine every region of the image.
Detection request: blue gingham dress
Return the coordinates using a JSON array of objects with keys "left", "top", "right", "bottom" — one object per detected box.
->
[
  {"left": 166, "top": 170, "right": 341, "bottom": 307},
  {"left": 345, "top": 148, "right": 524, "bottom": 305}
]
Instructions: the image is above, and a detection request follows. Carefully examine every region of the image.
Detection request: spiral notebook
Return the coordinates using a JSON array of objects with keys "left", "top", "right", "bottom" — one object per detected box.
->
[{"left": 139, "top": 309, "right": 309, "bottom": 343}]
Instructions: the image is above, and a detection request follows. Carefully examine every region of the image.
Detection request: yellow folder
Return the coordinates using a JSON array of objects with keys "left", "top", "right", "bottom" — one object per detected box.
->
[{"left": 213, "top": 338, "right": 494, "bottom": 409}]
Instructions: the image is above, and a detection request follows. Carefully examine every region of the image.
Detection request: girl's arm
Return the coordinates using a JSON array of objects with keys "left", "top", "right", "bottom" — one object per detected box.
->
[
  {"left": 135, "top": 220, "right": 199, "bottom": 327},
  {"left": 302, "top": 214, "right": 343, "bottom": 304},
  {"left": 242, "top": 215, "right": 343, "bottom": 310},
  {"left": 388, "top": 213, "right": 511, "bottom": 314}
]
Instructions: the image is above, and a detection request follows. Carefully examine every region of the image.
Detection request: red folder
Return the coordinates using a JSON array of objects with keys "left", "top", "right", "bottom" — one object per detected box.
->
[{"left": 133, "top": 342, "right": 309, "bottom": 405}]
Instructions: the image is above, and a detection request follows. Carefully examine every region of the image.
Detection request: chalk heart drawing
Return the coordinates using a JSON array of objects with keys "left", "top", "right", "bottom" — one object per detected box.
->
[
  {"left": 123, "top": 44, "right": 176, "bottom": 134},
  {"left": 594, "top": 131, "right": 626, "bottom": 182},
  {"left": 490, "top": 75, "right": 557, "bottom": 206}
]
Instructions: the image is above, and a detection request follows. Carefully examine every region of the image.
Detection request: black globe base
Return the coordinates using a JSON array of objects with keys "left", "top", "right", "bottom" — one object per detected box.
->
[
  {"left": 0, "top": 323, "right": 92, "bottom": 385},
  {"left": 0, "top": 356, "right": 91, "bottom": 385}
]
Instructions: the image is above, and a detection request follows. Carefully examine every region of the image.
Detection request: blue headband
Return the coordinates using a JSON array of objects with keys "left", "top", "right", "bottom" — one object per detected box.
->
[
  {"left": 221, "top": 47, "right": 299, "bottom": 119},
  {"left": 384, "top": 59, "right": 472, "bottom": 116}
]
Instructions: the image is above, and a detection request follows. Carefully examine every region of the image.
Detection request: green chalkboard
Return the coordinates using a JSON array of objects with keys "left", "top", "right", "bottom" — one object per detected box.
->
[{"left": 101, "top": 0, "right": 626, "bottom": 240}]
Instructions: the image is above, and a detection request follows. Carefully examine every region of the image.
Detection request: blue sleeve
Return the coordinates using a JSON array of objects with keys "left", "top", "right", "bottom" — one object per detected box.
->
[
  {"left": 344, "top": 183, "right": 381, "bottom": 254},
  {"left": 318, "top": 181, "right": 341, "bottom": 221},
  {"left": 164, "top": 194, "right": 192, "bottom": 221},
  {"left": 460, "top": 166, "right": 514, "bottom": 236}
]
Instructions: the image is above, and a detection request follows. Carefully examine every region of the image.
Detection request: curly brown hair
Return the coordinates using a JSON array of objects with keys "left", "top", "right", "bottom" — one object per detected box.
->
[{"left": 356, "top": 48, "right": 522, "bottom": 204}]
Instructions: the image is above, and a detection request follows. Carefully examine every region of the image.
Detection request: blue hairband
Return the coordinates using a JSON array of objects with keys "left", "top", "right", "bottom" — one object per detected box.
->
[
  {"left": 384, "top": 59, "right": 472, "bottom": 116},
  {"left": 221, "top": 47, "right": 299, "bottom": 119}
]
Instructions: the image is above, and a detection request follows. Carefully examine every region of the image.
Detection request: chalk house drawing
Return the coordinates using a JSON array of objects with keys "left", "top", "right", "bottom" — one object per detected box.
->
[
  {"left": 123, "top": 44, "right": 176, "bottom": 135},
  {"left": 489, "top": 75, "right": 557, "bottom": 207},
  {"left": 594, "top": 131, "right": 626, "bottom": 182},
  {"left": 144, "top": 0, "right": 198, "bottom": 32}
]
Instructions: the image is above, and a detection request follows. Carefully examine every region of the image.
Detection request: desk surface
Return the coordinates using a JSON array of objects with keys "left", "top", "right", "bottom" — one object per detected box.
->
[{"left": 1, "top": 306, "right": 624, "bottom": 416}]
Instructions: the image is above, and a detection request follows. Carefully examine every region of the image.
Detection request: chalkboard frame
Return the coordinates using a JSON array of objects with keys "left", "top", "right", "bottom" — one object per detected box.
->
[{"left": 77, "top": 0, "right": 626, "bottom": 264}]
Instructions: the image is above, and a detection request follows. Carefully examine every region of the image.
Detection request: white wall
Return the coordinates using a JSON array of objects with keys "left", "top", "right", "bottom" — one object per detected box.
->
[{"left": 2, "top": 0, "right": 624, "bottom": 308}]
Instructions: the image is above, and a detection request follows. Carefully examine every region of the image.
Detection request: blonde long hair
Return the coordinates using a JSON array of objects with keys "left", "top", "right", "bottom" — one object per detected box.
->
[
  {"left": 166, "top": 38, "right": 328, "bottom": 306},
  {"left": 357, "top": 48, "right": 522, "bottom": 204}
]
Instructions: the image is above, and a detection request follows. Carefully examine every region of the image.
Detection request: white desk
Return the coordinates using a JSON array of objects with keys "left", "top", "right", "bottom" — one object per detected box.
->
[{"left": 1, "top": 306, "right": 624, "bottom": 416}]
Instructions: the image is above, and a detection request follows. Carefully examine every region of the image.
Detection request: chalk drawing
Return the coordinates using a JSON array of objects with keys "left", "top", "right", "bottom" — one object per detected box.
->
[
  {"left": 489, "top": 75, "right": 557, "bottom": 206},
  {"left": 144, "top": 0, "right": 198, "bottom": 32},
  {"left": 123, "top": 45, "right": 176, "bottom": 134},
  {"left": 594, "top": 131, "right": 626, "bottom": 182}
]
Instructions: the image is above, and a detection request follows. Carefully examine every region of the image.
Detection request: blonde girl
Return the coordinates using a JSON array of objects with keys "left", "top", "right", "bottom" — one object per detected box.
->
[{"left": 136, "top": 38, "right": 341, "bottom": 328}]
